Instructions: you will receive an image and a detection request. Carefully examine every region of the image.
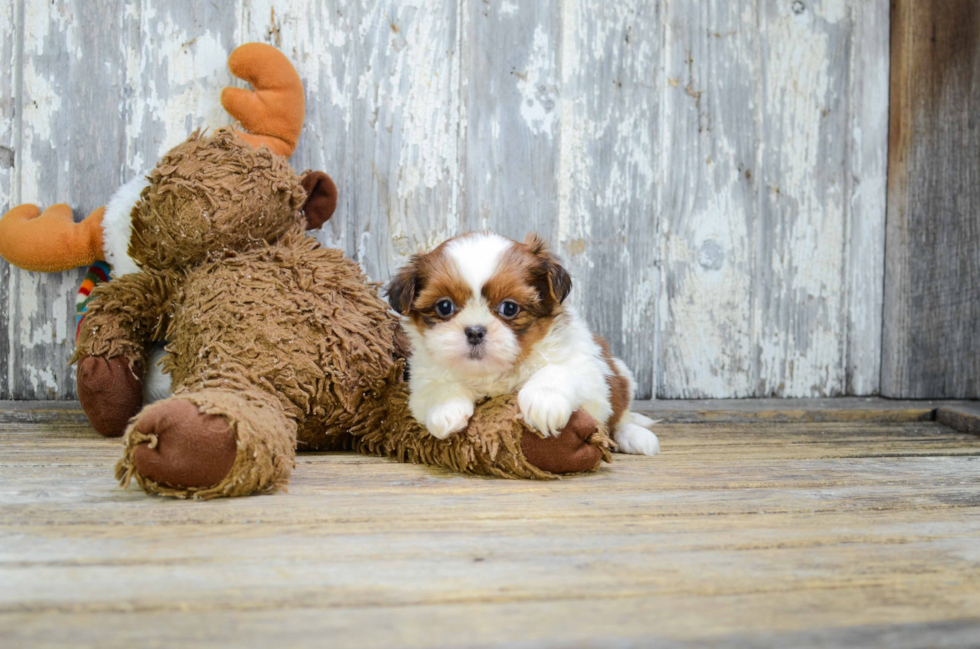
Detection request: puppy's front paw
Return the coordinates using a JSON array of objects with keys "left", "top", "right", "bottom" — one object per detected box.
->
[
  {"left": 518, "top": 384, "right": 573, "bottom": 438},
  {"left": 425, "top": 399, "right": 474, "bottom": 439}
]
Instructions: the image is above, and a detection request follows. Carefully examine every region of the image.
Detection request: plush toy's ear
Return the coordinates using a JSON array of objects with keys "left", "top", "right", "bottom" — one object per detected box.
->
[
  {"left": 525, "top": 233, "right": 572, "bottom": 306},
  {"left": 386, "top": 257, "right": 422, "bottom": 314},
  {"left": 300, "top": 171, "right": 338, "bottom": 229}
]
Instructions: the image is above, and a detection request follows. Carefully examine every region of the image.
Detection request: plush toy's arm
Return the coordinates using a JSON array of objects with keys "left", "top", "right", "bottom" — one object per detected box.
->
[{"left": 71, "top": 269, "right": 182, "bottom": 368}]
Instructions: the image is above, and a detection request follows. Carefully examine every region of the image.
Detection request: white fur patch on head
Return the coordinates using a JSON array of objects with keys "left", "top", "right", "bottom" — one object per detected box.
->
[
  {"left": 101, "top": 174, "right": 149, "bottom": 276},
  {"left": 446, "top": 232, "right": 513, "bottom": 296}
]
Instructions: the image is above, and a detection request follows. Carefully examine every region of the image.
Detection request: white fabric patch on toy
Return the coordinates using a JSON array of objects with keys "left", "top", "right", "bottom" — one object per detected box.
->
[
  {"left": 101, "top": 174, "right": 149, "bottom": 276},
  {"left": 143, "top": 343, "right": 173, "bottom": 403}
]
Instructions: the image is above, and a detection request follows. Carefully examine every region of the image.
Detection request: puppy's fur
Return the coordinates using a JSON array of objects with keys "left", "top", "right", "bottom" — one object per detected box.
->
[{"left": 387, "top": 232, "right": 659, "bottom": 456}]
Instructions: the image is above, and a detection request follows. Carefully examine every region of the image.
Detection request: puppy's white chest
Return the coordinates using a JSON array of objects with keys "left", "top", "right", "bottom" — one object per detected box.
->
[{"left": 460, "top": 363, "right": 537, "bottom": 400}]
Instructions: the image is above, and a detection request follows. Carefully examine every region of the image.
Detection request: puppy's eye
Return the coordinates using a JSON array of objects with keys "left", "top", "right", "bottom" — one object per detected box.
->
[
  {"left": 497, "top": 300, "right": 520, "bottom": 320},
  {"left": 435, "top": 299, "right": 455, "bottom": 318}
]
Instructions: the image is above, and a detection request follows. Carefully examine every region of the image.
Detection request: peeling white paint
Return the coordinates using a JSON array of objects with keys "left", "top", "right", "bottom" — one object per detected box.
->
[
  {"left": 844, "top": 0, "right": 889, "bottom": 394},
  {"left": 557, "top": 0, "right": 660, "bottom": 396},
  {"left": 557, "top": 0, "right": 586, "bottom": 258},
  {"left": 516, "top": 26, "right": 558, "bottom": 137},
  {"left": 17, "top": 272, "right": 41, "bottom": 348},
  {"left": 0, "top": 0, "right": 15, "bottom": 397},
  {"left": 27, "top": 365, "right": 59, "bottom": 393},
  {"left": 0, "top": 2, "right": 15, "bottom": 191},
  {"left": 240, "top": 0, "right": 357, "bottom": 256},
  {"left": 657, "top": 0, "right": 886, "bottom": 398},
  {"left": 755, "top": 2, "right": 845, "bottom": 396},
  {"left": 390, "top": 10, "right": 459, "bottom": 202},
  {"left": 352, "top": 0, "right": 461, "bottom": 274},
  {"left": 19, "top": 63, "right": 61, "bottom": 202},
  {"left": 10, "top": 0, "right": 79, "bottom": 383},
  {"left": 814, "top": 0, "right": 847, "bottom": 24},
  {"left": 139, "top": 13, "right": 231, "bottom": 157}
]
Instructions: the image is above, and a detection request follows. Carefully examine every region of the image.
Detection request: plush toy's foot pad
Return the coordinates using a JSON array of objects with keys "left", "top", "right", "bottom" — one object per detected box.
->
[
  {"left": 521, "top": 408, "right": 604, "bottom": 474},
  {"left": 77, "top": 355, "right": 143, "bottom": 438},
  {"left": 131, "top": 399, "right": 237, "bottom": 489}
]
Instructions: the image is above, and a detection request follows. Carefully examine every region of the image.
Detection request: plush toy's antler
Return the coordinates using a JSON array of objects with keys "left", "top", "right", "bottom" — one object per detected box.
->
[
  {"left": 221, "top": 43, "right": 305, "bottom": 158},
  {"left": 0, "top": 204, "right": 105, "bottom": 272}
]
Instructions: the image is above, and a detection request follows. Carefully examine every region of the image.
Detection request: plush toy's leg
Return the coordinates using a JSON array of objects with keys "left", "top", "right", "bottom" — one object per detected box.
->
[
  {"left": 76, "top": 355, "right": 144, "bottom": 438},
  {"left": 353, "top": 379, "right": 613, "bottom": 479},
  {"left": 115, "top": 389, "right": 296, "bottom": 499}
]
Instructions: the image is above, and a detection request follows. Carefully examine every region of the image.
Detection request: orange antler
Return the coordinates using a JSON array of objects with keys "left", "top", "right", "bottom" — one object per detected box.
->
[
  {"left": 0, "top": 204, "right": 105, "bottom": 272},
  {"left": 221, "top": 43, "right": 305, "bottom": 158}
]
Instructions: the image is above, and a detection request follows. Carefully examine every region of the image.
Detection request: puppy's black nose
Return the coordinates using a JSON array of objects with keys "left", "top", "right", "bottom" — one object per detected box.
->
[{"left": 465, "top": 326, "right": 487, "bottom": 345}]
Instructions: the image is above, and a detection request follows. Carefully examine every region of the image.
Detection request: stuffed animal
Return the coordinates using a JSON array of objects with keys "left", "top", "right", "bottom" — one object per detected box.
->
[{"left": 0, "top": 43, "right": 610, "bottom": 498}]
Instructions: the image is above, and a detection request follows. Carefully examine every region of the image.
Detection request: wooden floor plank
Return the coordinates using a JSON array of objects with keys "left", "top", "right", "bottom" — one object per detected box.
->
[
  {"left": 636, "top": 397, "right": 977, "bottom": 423},
  {"left": 1, "top": 404, "right": 979, "bottom": 646},
  {"left": 3, "top": 594, "right": 980, "bottom": 649},
  {"left": 4, "top": 511, "right": 980, "bottom": 612},
  {"left": 937, "top": 403, "right": 980, "bottom": 435}
]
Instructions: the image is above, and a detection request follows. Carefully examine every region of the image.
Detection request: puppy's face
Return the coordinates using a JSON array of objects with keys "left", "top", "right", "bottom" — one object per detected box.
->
[{"left": 387, "top": 232, "right": 572, "bottom": 378}]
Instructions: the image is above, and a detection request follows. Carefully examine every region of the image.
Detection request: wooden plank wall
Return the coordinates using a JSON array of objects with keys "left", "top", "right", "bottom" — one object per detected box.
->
[
  {"left": 0, "top": 0, "right": 889, "bottom": 400},
  {"left": 882, "top": 0, "right": 980, "bottom": 399},
  {"left": 0, "top": 0, "right": 15, "bottom": 401}
]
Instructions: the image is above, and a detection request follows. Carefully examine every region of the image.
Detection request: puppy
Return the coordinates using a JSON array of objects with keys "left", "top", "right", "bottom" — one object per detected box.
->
[{"left": 386, "top": 232, "right": 660, "bottom": 456}]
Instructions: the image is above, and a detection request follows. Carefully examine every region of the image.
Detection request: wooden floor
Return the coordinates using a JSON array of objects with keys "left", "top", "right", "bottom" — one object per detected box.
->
[{"left": 3, "top": 400, "right": 980, "bottom": 648}]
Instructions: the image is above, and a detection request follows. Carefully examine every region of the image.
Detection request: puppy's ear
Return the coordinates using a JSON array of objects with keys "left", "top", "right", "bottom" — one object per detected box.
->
[
  {"left": 301, "top": 171, "right": 338, "bottom": 229},
  {"left": 386, "top": 257, "right": 421, "bottom": 314},
  {"left": 525, "top": 233, "right": 572, "bottom": 306},
  {"left": 524, "top": 232, "right": 547, "bottom": 255},
  {"left": 547, "top": 259, "right": 572, "bottom": 305}
]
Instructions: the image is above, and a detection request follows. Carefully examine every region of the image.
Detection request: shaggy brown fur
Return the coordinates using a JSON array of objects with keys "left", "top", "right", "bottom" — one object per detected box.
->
[
  {"left": 130, "top": 129, "right": 308, "bottom": 271},
  {"left": 72, "top": 129, "right": 608, "bottom": 499}
]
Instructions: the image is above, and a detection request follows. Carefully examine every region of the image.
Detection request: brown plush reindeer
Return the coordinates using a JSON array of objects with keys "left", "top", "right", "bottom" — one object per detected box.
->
[{"left": 0, "top": 44, "right": 608, "bottom": 499}]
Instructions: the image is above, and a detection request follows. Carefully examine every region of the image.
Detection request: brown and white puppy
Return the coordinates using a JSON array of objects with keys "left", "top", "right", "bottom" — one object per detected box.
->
[{"left": 387, "top": 232, "right": 659, "bottom": 455}]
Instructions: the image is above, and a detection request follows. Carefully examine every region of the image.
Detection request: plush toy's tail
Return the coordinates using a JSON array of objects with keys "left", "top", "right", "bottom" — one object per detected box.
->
[
  {"left": 221, "top": 43, "right": 305, "bottom": 158},
  {"left": 0, "top": 204, "right": 105, "bottom": 272}
]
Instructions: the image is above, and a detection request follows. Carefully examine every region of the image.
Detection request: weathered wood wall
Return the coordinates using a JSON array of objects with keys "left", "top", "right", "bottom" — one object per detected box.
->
[
  {"left": 882, "top": 0, "right": 980, "bottom": 399},
  {"left": 0, "top": 0, "right": 889, "bottom": 400}
]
